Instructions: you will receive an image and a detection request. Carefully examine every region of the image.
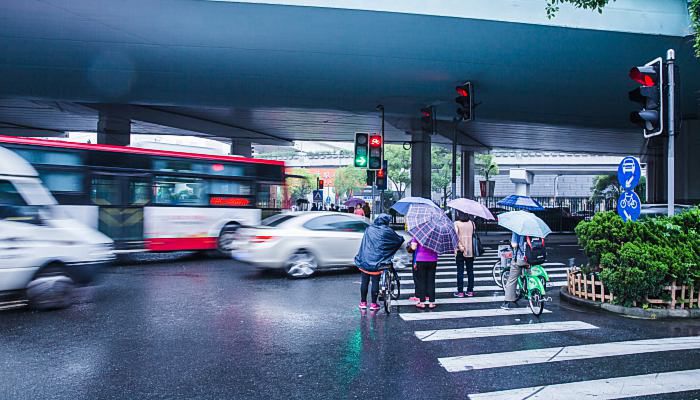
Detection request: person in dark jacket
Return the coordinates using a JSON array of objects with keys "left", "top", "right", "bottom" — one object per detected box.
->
[{"left": 354, "top": 214, "right": 404, "bottom": 311}]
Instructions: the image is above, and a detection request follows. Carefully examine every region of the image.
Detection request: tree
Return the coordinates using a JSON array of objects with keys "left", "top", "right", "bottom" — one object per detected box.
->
[
  {"left": 591, "top": 174, "right": 646, "bottom": 202},
  {"left": 475, "top": 153, "right": 499, "bottom": 181},
  {"left": 431, "top": 145, "right": 460, "bottom": 208},
  {"left": 287, "top": 168, "right": 315, "bottom": 202},
  {"left": 546, "top": 0, "right": 700, "bottom": 58},
  {"left": 334, "top": 166, "right": 366, "bottom": 200},
  {"left": 384, "top": 144, "right": 411, "bottom": 199}
]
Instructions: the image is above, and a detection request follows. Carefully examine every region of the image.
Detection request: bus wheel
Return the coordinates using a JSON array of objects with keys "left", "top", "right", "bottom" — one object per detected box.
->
[
  {"left": 216, "top": 223, "right": 240, "bottom": 256},
  {"left": 27, "top": 267, "right": 75, "bottom": 311}
]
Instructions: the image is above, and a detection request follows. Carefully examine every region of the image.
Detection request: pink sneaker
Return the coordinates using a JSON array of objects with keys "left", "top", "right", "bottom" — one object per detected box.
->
[
  {"left": 369, "top": 303, "right": 380, "bottom": 311},
  {"left": 408, "top": 296, "right": 420, "bottom": 302},
  {"left": 359, "top": 302, "right": 367, "bottom": 310},
  {"left": 465, "top": 292, "right": 474, "bottom": 297}
]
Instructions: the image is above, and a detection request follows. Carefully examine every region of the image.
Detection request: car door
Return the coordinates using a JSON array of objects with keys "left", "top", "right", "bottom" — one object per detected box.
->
[
  {"left": 302, "top": 215, "right": 363, "bottom": 266},
  {"left": 330, "top": 217, "right": 368, "bottom": 264}
]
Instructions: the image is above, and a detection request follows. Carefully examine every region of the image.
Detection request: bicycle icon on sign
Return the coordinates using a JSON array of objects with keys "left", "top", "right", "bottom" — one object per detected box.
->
[{"left": 619, "top": 192, "right": 638, "bottom": 209}]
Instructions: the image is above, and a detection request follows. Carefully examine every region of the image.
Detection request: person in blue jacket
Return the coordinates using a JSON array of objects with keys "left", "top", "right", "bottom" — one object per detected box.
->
[{"left": 354, "top": 214, "right": 404, "bottom": 311}]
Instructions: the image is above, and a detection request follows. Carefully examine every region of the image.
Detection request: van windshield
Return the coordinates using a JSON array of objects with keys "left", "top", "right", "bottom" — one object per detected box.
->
[{"left": 14, "top": 180, "right": 56, "bottom": 206}]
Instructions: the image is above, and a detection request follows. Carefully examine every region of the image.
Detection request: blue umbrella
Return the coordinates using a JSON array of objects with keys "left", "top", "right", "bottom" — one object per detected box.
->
[
  {"left": 497, "top": 195, "right": 545, "bottom": 211},
  {"left": 497, "top": 211, "right": 552, "bottom": 237},
  {"left": 406, "top": 205, "right": 458, "bottom": 254},
  {"left": 391, "top": 196, "right": 440, "bottom": 215}
]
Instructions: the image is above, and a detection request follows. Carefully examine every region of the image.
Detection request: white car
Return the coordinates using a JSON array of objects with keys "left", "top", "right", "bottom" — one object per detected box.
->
[
  {"left": 233, "top": 211, "right": 372, "bottom": 278},
  {"left": 0, "top": 146, "right": 115, "bottom": 310}
]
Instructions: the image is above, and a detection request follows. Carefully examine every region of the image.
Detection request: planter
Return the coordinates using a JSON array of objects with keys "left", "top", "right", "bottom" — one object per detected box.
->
[
  {"left": 479, "top": 180, "right": 495, "bottom": 197},
  {"left": 566, "top": 271, "right": 700, "bottom": 310}
]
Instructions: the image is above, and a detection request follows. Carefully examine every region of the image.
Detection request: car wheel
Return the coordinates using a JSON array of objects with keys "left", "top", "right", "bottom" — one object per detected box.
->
[
  {"left": 26, "top": 269, "right": 76, "bottom": 311},
  {"left": 216, "top": 223, "right": 240, "bottom": 256},
  {"left": 285, "top": 250, "right": 317, "bottom": 279}
]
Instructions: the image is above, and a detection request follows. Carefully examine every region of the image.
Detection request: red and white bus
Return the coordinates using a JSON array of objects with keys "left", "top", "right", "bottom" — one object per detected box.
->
[{"left": 0, "top": 135, "right": 286, "bottom": 253}]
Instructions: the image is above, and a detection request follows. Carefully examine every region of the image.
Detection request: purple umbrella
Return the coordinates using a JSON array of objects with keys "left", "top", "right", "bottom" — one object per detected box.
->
[
  {"left": 406, "top": 205, "right": 458, "bottom": 254},
  {"left": 447, "top": 198, "right": 495, "bottom": 220},
  {"left": 344, "top": 197, "right": 365, "bottom": 208}
]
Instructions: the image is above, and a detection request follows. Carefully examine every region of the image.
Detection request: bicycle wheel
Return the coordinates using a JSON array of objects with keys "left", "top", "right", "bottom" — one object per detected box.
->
[
  {"left": 383, "top": 289, "right": 391, "bottom": 313},
  {"left": 528, "top": 288, "right": 545, "bottom": 316},
  {"left": 492, "top": 262, "right": 503, "bottom": 288},
  {"left": 390, "top": 271, "right": 401, "bottom": 300}
]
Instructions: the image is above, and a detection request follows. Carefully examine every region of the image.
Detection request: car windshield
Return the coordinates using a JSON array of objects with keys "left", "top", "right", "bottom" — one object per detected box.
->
[{"left": 261, "top": 214, "right": 297, "bottom": 227}]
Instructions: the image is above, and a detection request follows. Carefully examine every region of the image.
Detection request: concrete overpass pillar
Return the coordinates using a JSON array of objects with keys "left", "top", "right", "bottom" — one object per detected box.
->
[
  {"left": 410, "top": 131, "right": 431, "bottom": 198},
  {"left": 231, "top": 140, "right": 252, "bottom": 157},
  {"left": 97, "top": 113, "right": 130, "bottom": 146},
  {"left": 461, "top": 151, "right": 475, "bottom": 198},
  {"left": 510, "top": 168, "right": 533, "bottom": 196}
]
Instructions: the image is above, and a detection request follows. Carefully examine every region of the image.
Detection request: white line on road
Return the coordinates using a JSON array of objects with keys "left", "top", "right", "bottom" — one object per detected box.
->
[
  {"left": 395, "top": 296, "right": 505, "bottom": 306},
  {"left": 401, "top": 281, "right": 566, "bottom": 295},
  {"left": 398, "top": 267, "right": 570, "bottom": 278},
  {"left": 467, "top": 369, "right": 700, "bottom": 400},
  {"left": 401, "top": 274, "right": 568, "bottom": 284},
  {"left": 440, "top": 336, "right": 700, "bottom": 372},
  {"left": 401, "top": 307, "right": 552, "bottom": 322},
  {"left": 415, "top": 320, "right": 592, "bottom": 339}
]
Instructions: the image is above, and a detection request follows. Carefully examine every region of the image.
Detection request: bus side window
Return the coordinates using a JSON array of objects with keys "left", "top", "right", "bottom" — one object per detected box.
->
[{"left": 153, "top": 176, "right": 206, "bottom": 206}]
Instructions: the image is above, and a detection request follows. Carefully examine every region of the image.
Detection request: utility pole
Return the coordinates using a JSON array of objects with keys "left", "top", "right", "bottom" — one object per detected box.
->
[
  {"left": 380, "top": 105, "right": 385, "bottom": 214},
  {"left": 452, "top": 123, "right": 457, "bottom": 201},
  {"left": 667, "top": 49, "right": 675, "bottom": 217}
]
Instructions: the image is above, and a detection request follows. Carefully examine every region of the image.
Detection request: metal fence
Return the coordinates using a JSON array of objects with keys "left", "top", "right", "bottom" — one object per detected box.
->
[{"left": 390, "top": 196, "right": 616, "bottom": 233}]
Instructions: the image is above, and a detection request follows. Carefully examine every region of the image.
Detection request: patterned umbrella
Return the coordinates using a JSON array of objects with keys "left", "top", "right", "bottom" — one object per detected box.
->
[
  {"left": 497, "top": 195, "right": 545, "bottom": 211},
  {"left": 406, "top": 205, "right": 458, "bottom": 254}
]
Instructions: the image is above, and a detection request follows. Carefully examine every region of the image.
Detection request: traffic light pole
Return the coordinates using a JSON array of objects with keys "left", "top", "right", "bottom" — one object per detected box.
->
[
  {"left": 666, "top": 49, "right": 675, "bottom": 217},
  {"left": 451, "top": 123, "right": 457, "bottom": 201}
]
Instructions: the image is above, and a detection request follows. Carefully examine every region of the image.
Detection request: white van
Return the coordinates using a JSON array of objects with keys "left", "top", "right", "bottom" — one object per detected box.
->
[{"left": 0, "top": 145, "right": 114, "bottom": 310}]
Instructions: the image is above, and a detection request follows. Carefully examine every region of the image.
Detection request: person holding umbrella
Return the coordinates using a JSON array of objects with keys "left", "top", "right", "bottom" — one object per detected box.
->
[{"left": 497, "top": 210, "right": 552, "bottom": 310}]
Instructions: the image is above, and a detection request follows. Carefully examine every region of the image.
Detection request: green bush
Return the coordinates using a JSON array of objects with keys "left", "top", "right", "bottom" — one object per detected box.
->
[{"left": 575, "top": 207, "right": 700, "bottom": 306}]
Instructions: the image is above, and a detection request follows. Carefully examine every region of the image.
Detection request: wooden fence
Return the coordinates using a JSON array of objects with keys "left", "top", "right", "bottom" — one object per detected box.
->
[{"left": 567, "top": 271, "right": 700, "bottom": 309}]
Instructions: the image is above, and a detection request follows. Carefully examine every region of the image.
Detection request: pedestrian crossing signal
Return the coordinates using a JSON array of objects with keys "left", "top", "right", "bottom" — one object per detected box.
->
[
  {"left": 368, "top": 134, "right": 383, "bottom": 171},
  {"left": 455, "top": 82, "right": 473, "bottom": 122},
  {"left": 629, "top": 58, "right": 664, "bottom": 138}
]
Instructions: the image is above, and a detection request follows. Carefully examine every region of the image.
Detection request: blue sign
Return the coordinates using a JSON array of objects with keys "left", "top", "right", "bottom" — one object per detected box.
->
[
  {"left": 617, "top": 190, "right": 641, "bottom": 222},
  {"left": 312, "top": 190, "right": 323, "bottom": 202},
  {"left": 617, "top": 156, "right": 641, "bottom": 190}
]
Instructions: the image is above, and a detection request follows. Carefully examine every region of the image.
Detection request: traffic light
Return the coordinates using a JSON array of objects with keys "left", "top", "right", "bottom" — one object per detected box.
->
[
  {"left": 629, "top": 58, "right": 664, "bottom": 138},
  {"left": 455, "top": 82, "right": 473, "bottom": 122},
  {"left": 354, "top": 132, "right": 369, "bottom": 168},
  {"left": 375, "top": 161, "right": 388, "bottom": 190},
  {"left": 318, "top": 179, "right": 324, "bottom": 190},
  {"left": 366, "top": 170, "right": 374, "bottom": 186},
  {"left": 368, "top": 134, "right": 383, "bottom": 170},
  {"left": 420, "top": 107, "right": 433, "bottom": 133}
]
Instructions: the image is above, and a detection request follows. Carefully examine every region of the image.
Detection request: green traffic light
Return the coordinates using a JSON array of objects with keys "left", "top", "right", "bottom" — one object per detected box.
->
[{"left": 355, "top": 156, "right": 367, "bottom": 167}]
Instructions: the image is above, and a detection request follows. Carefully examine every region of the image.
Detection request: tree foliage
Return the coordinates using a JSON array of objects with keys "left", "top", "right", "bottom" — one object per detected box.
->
[
  {"left": 384, "top": 144, "right": 411, "bottom": 199},
  {"left": 475, "top": 153, "right": 499, "bottom": 181},
  {"left": 591, "top": 174, "right": 646, "bottom": 203},
  {"left": 431, "top": 145, "right": 460, "bottom": 207},
  {"left": 287, "top": 168, "right": 315, "bottom": 202},
  {"left": 334, "top": 166, "right": 366, "bottom": 200}
]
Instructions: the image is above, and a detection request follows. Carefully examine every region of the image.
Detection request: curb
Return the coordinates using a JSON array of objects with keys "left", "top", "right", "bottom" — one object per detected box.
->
[{"left": 559, "top": 286, "right": 700, "bottom": 319}]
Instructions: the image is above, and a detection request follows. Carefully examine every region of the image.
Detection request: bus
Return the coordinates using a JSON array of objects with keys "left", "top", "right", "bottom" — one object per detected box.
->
[{"left": 0, "top": 135, "right": 286, "bottom": 253}]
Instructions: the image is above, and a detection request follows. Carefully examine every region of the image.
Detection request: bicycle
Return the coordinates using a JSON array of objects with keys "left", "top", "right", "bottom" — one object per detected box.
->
[
  {"left": 492, "top": 241, "right": 513, "bottom": 288},
  {"left": 378, "top": 264, "right": 400, "bottom": 313},
  {"left": 501, "top": 261, "right": 551, "bottom": 316}
]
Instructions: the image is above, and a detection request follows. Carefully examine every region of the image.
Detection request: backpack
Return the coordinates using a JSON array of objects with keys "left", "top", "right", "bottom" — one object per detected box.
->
[{"left": 524, "top": 236, "right": 547, "bottom": 265}]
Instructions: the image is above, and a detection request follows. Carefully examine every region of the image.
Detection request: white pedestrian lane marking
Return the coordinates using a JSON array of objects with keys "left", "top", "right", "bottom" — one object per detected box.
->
[
  {"left": 467, "top": 369, "right": 700, "bottom": 400},
  {"left": 438, "top": 336, "right": 700, "bottom": 372},
  {"left": 401, "top": 281, "right": 566, "bottom": 295},
  {"left": 415, "top": 320, "right": 593, "bottom": 340},
  {"left": 394, "top": 296, "right": 505, "bottom": 306},
  {"left": 397, "top": 267, "right": 570, "bottom": 278},
  {"left": 401, "top": 274, "right": 568, "bottom": 284},
  {"left": 401, "top": 307, "right": 552, "bottom": 322}
]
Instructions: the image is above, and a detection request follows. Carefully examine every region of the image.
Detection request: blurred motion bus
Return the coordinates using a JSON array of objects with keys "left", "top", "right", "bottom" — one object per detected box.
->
[{"left": 0, "top": 136, "right": 286, "bottom": 253}]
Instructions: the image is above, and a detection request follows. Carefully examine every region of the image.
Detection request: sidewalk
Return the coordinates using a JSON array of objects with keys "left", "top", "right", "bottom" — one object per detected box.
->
[{"left": 479, "top": 232, "right": 579, "bottom": 246}]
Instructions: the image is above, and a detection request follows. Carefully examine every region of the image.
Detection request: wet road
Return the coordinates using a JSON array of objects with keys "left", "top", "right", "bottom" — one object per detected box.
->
[{"left": 1, "top": 245, "right": 700, "bottom": 400}]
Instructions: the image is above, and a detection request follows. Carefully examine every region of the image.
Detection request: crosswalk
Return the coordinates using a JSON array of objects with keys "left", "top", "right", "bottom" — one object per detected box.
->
[{"left": 394, "top": 247, "right": 700, "bottom": 399}]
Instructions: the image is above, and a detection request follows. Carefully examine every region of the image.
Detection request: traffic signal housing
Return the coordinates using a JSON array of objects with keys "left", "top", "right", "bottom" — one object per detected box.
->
[
  {"left": 375, "top": 161, "right": 388, "bottom": 190},
  {"left": 368, "top": 134, "right": 383, "bottom": 170},
  {"left": 318, "top": 179, "right": 324, "bottom": 190},
  {"left": 353, "top": 132, "right": 369, "bottom": 168},
  {"left": 455, "top": 82, "right": 473, "bottom": 122},
  {"left": 420, "top": 107, "right": 434, "bottom": 133},
  {"left": 629, "top": 58, "right": 664, "bottom": 138}
]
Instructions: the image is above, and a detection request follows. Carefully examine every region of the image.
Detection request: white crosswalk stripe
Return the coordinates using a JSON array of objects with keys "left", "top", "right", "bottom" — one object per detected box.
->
[
  {"left": 394, "top": 296, "right": 504, "bottom": 306},
  {"left": 401, "top": 307, "right": 552, "bottom": 321},
  {"left": 416, "top": 320, "right": 593, "bottom": 340},
  {"left": 397, "top": 267, "right": 570, "bottom": 278},
  {"left": 439, "top": 336, "right": 700, "bottom": 372},
  {"left": 401, "top": 281, "right": 565, "bottom": 295},
  {"left": 401, "top": 274, "right": 567, "bottom": 284},
  {"left": 467, "top": 369, "right": 700, "bottom": 400}
]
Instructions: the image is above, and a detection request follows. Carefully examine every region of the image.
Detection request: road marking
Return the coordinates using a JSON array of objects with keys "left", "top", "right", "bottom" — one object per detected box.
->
[
  {"left": 403, "top": 307, "right": 552, "bottom": 322},
  {"left": 401, "top": 274, "right": 567, "bottom": 284},
  {"left": 415, "top": 320, "right": 598, "bottom": 342},
  {"left": 401, "top": 281, "right": 565, "bottom": 295},
  {"left": 395, "top": 296, "right": 505, "bottom": 306},
  {"left": 397, "top": 267, "right": 570, "bottom": 278},
  {"left": 467, "top": 369, "right": 700, "bottom": 400},
  {"left": 439, "top": 336, "right": 700, "bottom": 372}
]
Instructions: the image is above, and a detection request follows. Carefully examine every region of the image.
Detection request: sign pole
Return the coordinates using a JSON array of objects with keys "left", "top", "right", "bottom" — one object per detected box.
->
[
  {"left": 371, "top": 170, "right": 376, "bottom": 220},
  {"left": 666, "top": 49, "right": 675, "bottom": 217}
]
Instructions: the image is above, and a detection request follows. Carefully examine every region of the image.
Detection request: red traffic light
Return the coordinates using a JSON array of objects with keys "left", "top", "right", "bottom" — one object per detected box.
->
[
  {"left": 456, "top": 86, "right": 469, "bottom": 97},
  {"left": 421, "top": 109, "right": 432, "bottom": 119},
  {"left": 318, "top": 179, "right": 324, "bottom": 189},
  {"left": 377, "top": 169, "right": 385, "bottom": 178},
  {"left": 369, "top": 135, "right": 382, "bottom": 148},
  {"left": 629, "top": 66, "right": 656, "bottom": 86}
]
